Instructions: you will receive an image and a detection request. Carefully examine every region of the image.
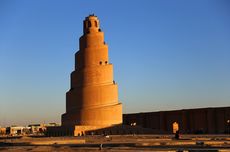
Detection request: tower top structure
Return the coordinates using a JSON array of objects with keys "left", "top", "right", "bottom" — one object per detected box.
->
[{"left": 83, "top": 14, "right": 100, "bottom": 34}]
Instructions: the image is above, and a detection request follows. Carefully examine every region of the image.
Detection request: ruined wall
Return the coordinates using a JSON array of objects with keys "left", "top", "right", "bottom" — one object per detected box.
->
[{"left": 123, "top": 107, "right": 230, "bottom": 134}]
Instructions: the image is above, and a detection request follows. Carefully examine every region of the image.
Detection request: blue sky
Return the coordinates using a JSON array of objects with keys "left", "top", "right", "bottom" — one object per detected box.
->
[{"left": 0, "top": 0, "right": 230, "bottom": 126}]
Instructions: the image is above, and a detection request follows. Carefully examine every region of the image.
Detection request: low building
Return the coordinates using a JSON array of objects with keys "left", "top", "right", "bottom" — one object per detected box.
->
[
  {"left": 0, "top": 127, "right": 6, "bottom": 136},
  {"left": 28, "top": 123, "right": 60, "bottom": 135},
  {"left": 6, "top": 126, "right": 25, "bottom": 136},
  {"left": 28, "top": 124, "right": 46, "bottom": 134},
  {"left": 44, "top": 122, "right": 60, "bottom": 127}
]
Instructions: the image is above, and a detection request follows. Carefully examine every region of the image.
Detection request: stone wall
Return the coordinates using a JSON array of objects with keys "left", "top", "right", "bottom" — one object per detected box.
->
[{"left": 123, "top": 107, "right": 230, "bottom": 134}]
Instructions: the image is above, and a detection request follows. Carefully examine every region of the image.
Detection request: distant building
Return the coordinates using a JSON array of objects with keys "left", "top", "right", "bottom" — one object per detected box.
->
[
  {"left": 0, "top": 123, "right": 61, "bottom": 136},
  {"left": 6, "top": 126, "right": 25, "bottom": 136},
  {"left": 44, "top": 123, "right": 60, "bottom": 127},
  {"left": 28, "top": 123, "right": 60, "bottom": 134},
  {"left": 28, "top": 124, "right": 45, "bottom": 134},
  {"left": 123, "top": 107, "right": 230, "bottom": 134},
  {"left": 0, "top": 127, "right": 6, "bottom": 135}
]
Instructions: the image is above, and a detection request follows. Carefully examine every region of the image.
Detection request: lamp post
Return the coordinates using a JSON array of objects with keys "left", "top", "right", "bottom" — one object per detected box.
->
[{"left": 227, "top": 120, "right": 230, "bottom": 134}]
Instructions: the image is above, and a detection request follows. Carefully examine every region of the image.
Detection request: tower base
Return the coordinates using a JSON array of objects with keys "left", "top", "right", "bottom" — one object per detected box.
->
[
  {"left": 62, "top": 103, "right": 122, "bottom": 126},
  {"left": 46, "top": 124, "right": 158, "bottom": 137}
]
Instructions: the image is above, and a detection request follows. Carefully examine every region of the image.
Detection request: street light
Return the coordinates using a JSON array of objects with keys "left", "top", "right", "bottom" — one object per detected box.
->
[
  {"left": 227, "top": 120, "right": 230, "bottom": 134},
  {"left": 130, "top": 122, "right": 136, "bottom": 126}
]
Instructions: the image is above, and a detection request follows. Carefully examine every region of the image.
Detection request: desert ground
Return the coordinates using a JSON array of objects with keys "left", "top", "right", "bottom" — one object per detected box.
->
[{"left": 1, "top": 134, "right": 230, "bottom": 151}]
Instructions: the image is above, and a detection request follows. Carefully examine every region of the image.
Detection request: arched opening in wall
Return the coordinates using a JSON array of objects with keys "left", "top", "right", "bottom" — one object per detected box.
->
[
  {"left": 99, "top": 61, "right": 102, "bottom": 65},
  {"left": 84, "top": 21, "right": 87, "bottom": 29},
  {"left": 88, "top": 21, "right": 91, "bottom": 27},
  {"left": 95, "top": 21, "right": 98, "bottom": 27},
  {"left": 105, "top": 61, "right": 108, "bottom": 64},
  {"left": 172, "top": 122, "right": 179, "bottom": 134}
]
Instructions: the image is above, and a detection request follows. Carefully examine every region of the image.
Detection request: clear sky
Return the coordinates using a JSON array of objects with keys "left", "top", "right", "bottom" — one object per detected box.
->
[{"left": 0, "top": 0, "right": 230, "bottom": 126}]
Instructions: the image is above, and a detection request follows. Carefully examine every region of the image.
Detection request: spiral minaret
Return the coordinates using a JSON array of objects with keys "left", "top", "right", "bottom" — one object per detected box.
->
[{"left": 62, "top": 15, "right": 122, "bottom": 127}]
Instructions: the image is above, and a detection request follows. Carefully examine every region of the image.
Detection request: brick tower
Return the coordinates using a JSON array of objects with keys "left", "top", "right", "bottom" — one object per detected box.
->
[{"left": 61, "top": 15, "right": 122, "bottom": 132}]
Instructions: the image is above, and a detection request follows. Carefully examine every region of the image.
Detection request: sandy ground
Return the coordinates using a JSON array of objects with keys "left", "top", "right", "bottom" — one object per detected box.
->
[{"left": 1, "top": 135, "right": 230, "bottom": 151}]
